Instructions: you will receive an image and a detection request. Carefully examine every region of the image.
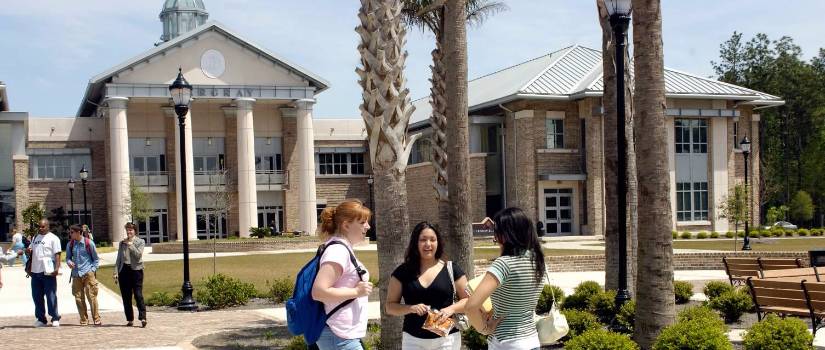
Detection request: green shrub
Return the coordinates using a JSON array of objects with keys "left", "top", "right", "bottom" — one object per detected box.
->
[
  {"left": 195, "top": 273, "right": 257, "bottom": 309},
  {"left": 762, "top": 229, "right": 774, "bottom": 238},
  {"left": 672, "top": 231, "right": 679, "bottom": 239},
  {"left": 588, "top": 290, "right": 618, "bottom": 323},
  {"left": 565, "top": 329, "right": 639, "bottom": 350},
  {"left": 616, "top": 300, "right": 635, "bottom": 334},
  {"left": 710, "top": 231, "right": 720, "bottom": 238},
  {"left": 738, "top": 231, "right": 746, "bottom": 238},
  {"left": 562, "top": 309, "right": 603, "bottom": 340},
  {"left": 742, "top": 314, "right": 813, "bottom": 350},
  {"left": 536, "top": 284, "right": 565, "bottom": 314},
  {"left": 797, "top": 228, "right": 810, "bottom": 236},
  {"left": 362, "top": 322, "right": 381, "bottom": 350},
  {"left": 703, "top": 281, "right": 734, "bottom": 300},
  {"left": 284, "top": 336, "right": 307, "bottom": 350},
  {"left": 784, "top": 229, "right": 796, "bottom": 237},
  {"left": 267, "top": 277, "right": 294, "bottom": 304},
  {"left": 725, "top": 231, "right": 735, "bottom": 238},
  {"left": 653, "top": 319, "right": 732, "bottom": 350},
  {"left": 249, "top": 227, "right": 272, "bottom": 238},
  {"left": 146, "top": 291, "right": 180, "bottom": 307},
  {"left": 709, "top": 290, "right": 753, "bottom": 323},
  {"left": 562, "top": 281, "right": 602, "bottom": 310},
  {"left": 674, "top": 280, "right": 694, "bottom": 304},
  {"left": 697, "top": 231, "right": 709, "bottom": 239},
  {"left": 461, "top": 327, "right": 488, "bottom": 350},
  {"left": 677, "top": 305, "right": 726, "bottom": 331},
  {"left": 770, "top": 227, "right": 784, "bottom": 237},
  {"left": 680, "top": 231, "right": 692, "bottom": 239},
  {"left": 812, "top": 228, "right": 823, "bottom": 236}
]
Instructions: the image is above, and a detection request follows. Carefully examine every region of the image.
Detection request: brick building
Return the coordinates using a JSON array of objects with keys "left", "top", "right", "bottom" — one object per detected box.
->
[{"left": 406, "top": 45, "right": 783, "bottom": 236}]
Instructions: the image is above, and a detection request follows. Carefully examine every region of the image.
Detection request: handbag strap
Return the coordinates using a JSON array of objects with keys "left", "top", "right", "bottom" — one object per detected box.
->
[
  {"left": 447, "top": 261, "right": 457, "bottom": 302},
  {"left": 544, "top": 269, "right": 556, "bottom": 303}
]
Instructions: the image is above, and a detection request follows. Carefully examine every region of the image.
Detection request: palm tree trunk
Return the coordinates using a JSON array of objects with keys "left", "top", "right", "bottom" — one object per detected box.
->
[
  {"left": 357, "top": 0, "right": 420, "bottom": 346},
  {"left": 597, "top": 0, "right": 637, "bottom": 295},
  {"left": 443, "top": 0, "right": 474, "bottom": 276},
  {"left": 430, "top": 26, "right": 449, "bottom": 202},
  {"left": 631, "top": 0, "right": 676, "bottom": 347}
]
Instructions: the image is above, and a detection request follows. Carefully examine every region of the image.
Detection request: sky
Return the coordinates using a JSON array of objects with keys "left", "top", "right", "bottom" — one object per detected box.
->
[{"left": 1, "top": 1, "right": 823, "bottom": 118}]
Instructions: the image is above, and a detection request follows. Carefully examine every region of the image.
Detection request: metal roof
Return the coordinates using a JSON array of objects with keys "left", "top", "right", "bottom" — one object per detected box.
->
[
  {"left": 410, "top": 45, "right": 783, "bottom": 125},
  {"left": 162, "top": 0, "right": 206, "bottom": 11},
  {"left": 77, "top": 20, "right": 330, "bottom": 117}
]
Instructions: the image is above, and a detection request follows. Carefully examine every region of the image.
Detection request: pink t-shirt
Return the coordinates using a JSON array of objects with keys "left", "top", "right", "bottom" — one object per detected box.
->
[{"left": 319, "top": 237, "right": 370, "bottom": 339}]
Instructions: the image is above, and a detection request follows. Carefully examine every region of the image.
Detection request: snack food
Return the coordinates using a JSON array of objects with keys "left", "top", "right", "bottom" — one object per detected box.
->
[{"left": 422, "top": 309, "right": 455, "bottom": 337}]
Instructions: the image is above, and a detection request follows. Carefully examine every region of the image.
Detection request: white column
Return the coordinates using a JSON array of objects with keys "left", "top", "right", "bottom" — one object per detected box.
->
[
  {"left": 107, "top": 97, "right": 131, "bottom": 243},
  {"left": 295, "top": 99, "right": 318, "bottom": 235},
  {"left": 169, "top": 108, "right": 197, "bottom": 241},
  {"left": 10, "top": 122, "right": 26, "bottom": 156},
  {"left": 711, "top": 117, "right": 730, "bottom": 232},
  {"left": 666, "top": 115, "right": 677, "bottom": 230},
  {"left": 235, "top": 98, "right": 258, "bottom": 238}
]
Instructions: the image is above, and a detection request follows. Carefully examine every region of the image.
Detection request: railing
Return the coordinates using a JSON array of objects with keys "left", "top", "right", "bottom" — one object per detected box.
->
[
  {"left": 256, "top": 170, "right": 288, "bottom": 187},
  {"left": 194, "top": 170, "right": 226, "bottom": 186},
  {"left": 132, "top": 171, "right": 170, "bottom": 187}
]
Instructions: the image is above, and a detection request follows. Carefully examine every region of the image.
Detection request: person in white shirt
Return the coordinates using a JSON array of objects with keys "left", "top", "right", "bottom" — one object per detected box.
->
[
  {"left": 2, "top": 225, "right": 25, "bottom": 266},
  {"left": 28, "top": 219, "right": 62, "bottom": 327}
]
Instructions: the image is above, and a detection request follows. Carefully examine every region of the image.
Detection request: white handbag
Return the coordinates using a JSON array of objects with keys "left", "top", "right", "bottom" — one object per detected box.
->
[{"left": 535, "top": 273, "right": 569, "bottom": 345}]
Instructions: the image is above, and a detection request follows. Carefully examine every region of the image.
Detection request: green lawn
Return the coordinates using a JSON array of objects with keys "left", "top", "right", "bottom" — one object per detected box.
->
[
  {"left": 98, "top": 247, "right": 601, "bottom": 296},
  {"left": 673, "top": 237, "right": 825, "bottom": 252}
]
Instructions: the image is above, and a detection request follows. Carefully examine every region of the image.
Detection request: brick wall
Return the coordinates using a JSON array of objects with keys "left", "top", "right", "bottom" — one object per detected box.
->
[
  {"left": 13, "top": 158, "right": 29, "bottom": 230},
  {"left": 469, "top": 154, "right": 487, "bottom": 221},
  {"left": 536, "top": 152, "right": 583, "bottom": 175},
  {"left": 316, "top": 177, "right": 370, "bottom": 210},
  {"left": 282, "top": 116, "right": 299, "bottom": 231},
  {"left": 165, "top": 116, "right": 178, "bottom": 240},
  {"left": 405, "top": 162, "right": 443, "bottom": 228},
  {"left": 224, "top": 115, "right": 240, "bottom": 236}
]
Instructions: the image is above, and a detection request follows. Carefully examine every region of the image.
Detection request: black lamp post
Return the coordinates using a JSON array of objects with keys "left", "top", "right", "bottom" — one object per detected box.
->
[
  {"left": 606, "top": 0, "right": 633, "bottom": 310},
  {"left": 740, "top": 136, "right": 752, "bottom": 251},
  {"left": 79, "top": 166, "right": 89, "bottom": 226},
  {"left": 367, "top": 175, "right": 376, "bottom": 241},
  {"left": 170, "top": 68, "right": 198, "bottom": 311},
  {"left": 68, "top": 178, "right": 76, "bottom": 225}
]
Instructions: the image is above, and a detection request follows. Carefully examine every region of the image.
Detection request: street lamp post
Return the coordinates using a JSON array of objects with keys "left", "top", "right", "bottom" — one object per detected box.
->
[
  {"left": 79, "top": 166, "right": 89, "bottom": 226},
  {"left": 170, "top": 68, "right": 198, "bottom": 311},
  {"left": 740, "top": 137, "right": 752, "bottom": 251},
  {"left": 606, "top": 0, "right": 633, "bottom": 310},
  {"left": 68, "top": 178, "right": 76, "bottom": 225}
]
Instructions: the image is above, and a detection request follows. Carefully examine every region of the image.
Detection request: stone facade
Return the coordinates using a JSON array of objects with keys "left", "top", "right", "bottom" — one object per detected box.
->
[
  {"left": 13, "top": 156, "right": 29, "bottom": 230},
  {"left": 164, "top": 115, "right": 178, "bottom": 241},
  {"left": 282, "top": 115, "right": 299, "bottom": 232},
  {"left": 405, "top": 155, "right": 487, "bottom": 230},
  {"left": 224, "top": 113, "right": 240, "bottom": 236}
]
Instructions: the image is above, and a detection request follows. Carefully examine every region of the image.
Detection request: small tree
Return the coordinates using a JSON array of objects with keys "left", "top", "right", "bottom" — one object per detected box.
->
[
  {"left": 126, "top": 177, "right": 153, "bottom": 223},
  {"left": 719, "top": 184, "right": 748, "bottom": 251},
  {"left": 200, "top": 167, "right": 234, "bottom": 275},
  {"left": 789, "top": 190, "right": 814, "bottom": 226},
  {"left": 48, "top": 206, "right": 70, "bottom": 241},
  {"left": 22, "top": 202, "right": 46, "bottom": 237},
  {"left": 766, "top": 205, "right": 789, "bottom": 224}
]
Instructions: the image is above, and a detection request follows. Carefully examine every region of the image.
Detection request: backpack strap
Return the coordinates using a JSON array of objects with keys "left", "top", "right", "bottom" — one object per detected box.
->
[{"left": 319, "top": 240, "right": 367, "bottom": 319}]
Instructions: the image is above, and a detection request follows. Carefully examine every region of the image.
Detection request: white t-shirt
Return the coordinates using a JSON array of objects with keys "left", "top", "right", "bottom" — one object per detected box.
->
[{"left": 30, "top": 232, "right": 61, "bottom": 274}]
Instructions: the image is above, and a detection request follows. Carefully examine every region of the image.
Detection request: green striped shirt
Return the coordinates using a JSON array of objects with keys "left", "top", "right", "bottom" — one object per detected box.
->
[{"left": 487, "top": 253, "right": 543, "bottom": 342}]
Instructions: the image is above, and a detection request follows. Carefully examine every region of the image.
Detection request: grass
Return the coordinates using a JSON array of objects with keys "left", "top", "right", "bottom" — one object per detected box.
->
[
  {"left": 98, "top": 247, "right": 601, "bottom": 296},
  {"left": 672, "top": 237, "right": 825, "bottom": 252}
]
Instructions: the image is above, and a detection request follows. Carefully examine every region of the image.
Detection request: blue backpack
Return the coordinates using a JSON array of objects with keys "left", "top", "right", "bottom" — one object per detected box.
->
[{"left": 287, "top": 240, "right": 366, "bottom": 345}]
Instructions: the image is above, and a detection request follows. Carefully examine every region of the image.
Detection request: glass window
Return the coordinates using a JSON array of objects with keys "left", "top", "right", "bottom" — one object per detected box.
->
[
  {"left": 29, "top": 153, "right": 92, "bottom": 180},
  {"left": 350, "top": 153, "right": 365, "bottom": 175},
  {"left": 546, "top": 119, "right": 564, "bottom": 149},
  {"left": 676, "top": 181, "right": 709, "bottom": 221},
  {"left": 317, "top": 152, "right": 367, "bottom": 175}
]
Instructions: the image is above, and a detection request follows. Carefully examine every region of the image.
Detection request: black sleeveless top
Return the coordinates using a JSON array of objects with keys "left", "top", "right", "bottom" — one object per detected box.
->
[{"left": 391, "top": 261, "right": 465, "bottom": 339}]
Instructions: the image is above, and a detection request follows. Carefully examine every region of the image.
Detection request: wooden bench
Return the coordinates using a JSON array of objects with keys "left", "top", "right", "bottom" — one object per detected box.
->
[
  {"left": 758, "top": 257, "right": 804, "bottom": 271},
  {"left": 746, "top": 277, "right": 825, "bottom": 335},
  {"left": 723, "top": 257, "right": 761, "bottom": 286},
  {"left": 760, "top": 267, "right": 820, "bottom": 281}
]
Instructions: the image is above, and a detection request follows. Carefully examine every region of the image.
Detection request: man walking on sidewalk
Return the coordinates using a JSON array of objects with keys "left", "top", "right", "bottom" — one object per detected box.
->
[
  {"left": 66, "top": 225, "right": 102, "bottom": 326},
  {"left": 29, "top": 219, "right": 62, "bottom": 327}
]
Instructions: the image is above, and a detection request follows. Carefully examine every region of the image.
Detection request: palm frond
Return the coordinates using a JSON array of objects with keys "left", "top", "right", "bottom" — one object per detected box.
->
[
  {"left": 466, "top": 0, "right": 508, "bottom": 27},
  {"left": 401, "top": 0, "right": 441, "bottom": 33}
]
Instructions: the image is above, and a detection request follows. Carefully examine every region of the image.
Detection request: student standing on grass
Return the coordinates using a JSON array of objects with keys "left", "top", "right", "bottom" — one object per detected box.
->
[
  {"left": 311, "top": 199, "right": 373, "bottom": 350},
  {"left": 66, "top": 225, "right": 102, "bottom": 326},
  {"left": 29, "top": 219, "right": 62, "bottom": 328},
  {"left": 386, "top": 221, "right": 469, "bottom": 349},
  {"left": 5, "top": 224, "right": 26, "bottom": 266},
  {"left": 466, "top": 207, "right": 547, "bottom": 350},
  {"left": 114, "top": 222, "right": 147, "bottom": 328}
]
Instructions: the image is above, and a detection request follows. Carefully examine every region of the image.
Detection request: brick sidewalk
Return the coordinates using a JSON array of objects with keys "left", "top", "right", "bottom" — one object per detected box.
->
[{"left": 0, "top": 309, "right": 276, "bottom": 350}]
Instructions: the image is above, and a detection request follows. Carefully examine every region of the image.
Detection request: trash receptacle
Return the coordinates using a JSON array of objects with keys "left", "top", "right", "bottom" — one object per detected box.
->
[{"left": 809, "top": 249, "right": 825, "bottom": 267}]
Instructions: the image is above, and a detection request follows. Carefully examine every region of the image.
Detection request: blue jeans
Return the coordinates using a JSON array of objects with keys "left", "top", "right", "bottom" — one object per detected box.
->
[
  {"left": 315, "top": 326, "right": 363, "bottom": 350},
  {"left": 31, "top": 273, "right": 60, "bottom": 323}
]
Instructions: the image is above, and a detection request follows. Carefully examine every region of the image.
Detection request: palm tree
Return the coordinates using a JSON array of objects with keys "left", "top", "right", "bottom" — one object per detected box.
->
[
  {"left": 597, "top": 0, "right": 638, "bottom": 296},
  {"left": 631, "top": 0, "right": 676, "bottom": 347},
  {"left": 401, "top": 0, "right": 506, "bottom": 276},
  {"left": 356, "top": 0, "right": 421, "bottom": 345}
]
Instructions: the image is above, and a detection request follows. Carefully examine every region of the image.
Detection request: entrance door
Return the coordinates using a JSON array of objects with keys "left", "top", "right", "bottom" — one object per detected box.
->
[
  {"left": 257, "top": 206, "right": 284, "bottom": 233},
  {"left": 137, "top": 209, "right": 168, "bottom": 245},
  {"left": 196, "top": 209, "right": 226, "bottom": 240},
  {"left": 543, "top": 188, "right": 573, "bottom": 235}
]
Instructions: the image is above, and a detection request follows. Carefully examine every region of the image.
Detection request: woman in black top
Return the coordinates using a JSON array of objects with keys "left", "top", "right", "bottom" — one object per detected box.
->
[{"left": 386, "top": 222, "right": 469, "bottom": 349}]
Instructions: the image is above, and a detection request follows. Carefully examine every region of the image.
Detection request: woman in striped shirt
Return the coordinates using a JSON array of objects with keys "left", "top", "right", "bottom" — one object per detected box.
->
[{"left": 466, "top": 207, "right": 546, "bottom": 350}]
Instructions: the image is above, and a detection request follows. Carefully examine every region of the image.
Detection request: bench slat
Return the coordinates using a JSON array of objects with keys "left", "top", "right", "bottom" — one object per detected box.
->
[
  {"left": 750, "top": 279, "right": 805, "bottom": 289},
  {"left": 761, "top": 267, "right": 817, "bottom": 278},
  {"left": 755, "top": 295, "right": 810, "bottom": 310},
  {"left": 803, "top": 281, "right": 825, "bottom": 293},
  {"left": 751, "top": 287, "right": 808, "bottom": 299},
  {"left": 761, "top": 306, "right": 811, "bottom": 317},
  {"left": 726, "top": 258, "right": 760, "bottom": 264}
]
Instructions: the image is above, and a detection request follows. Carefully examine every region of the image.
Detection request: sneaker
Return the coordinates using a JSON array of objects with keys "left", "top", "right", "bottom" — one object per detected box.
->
[
  {"left": 140, "top": 319, "right": 147, "bottom": 328},
  {"left": 34, "top": 321, "right": 47, "bottom": 328},
  {"left": 126, "top": 321, "right": 133, "bottom": 327},
  {"left": 93, "top": 320, "right": 103, "bottom": 326},
  {"left": 51, "top": 321, "right": 60, "bottom": 327}
]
